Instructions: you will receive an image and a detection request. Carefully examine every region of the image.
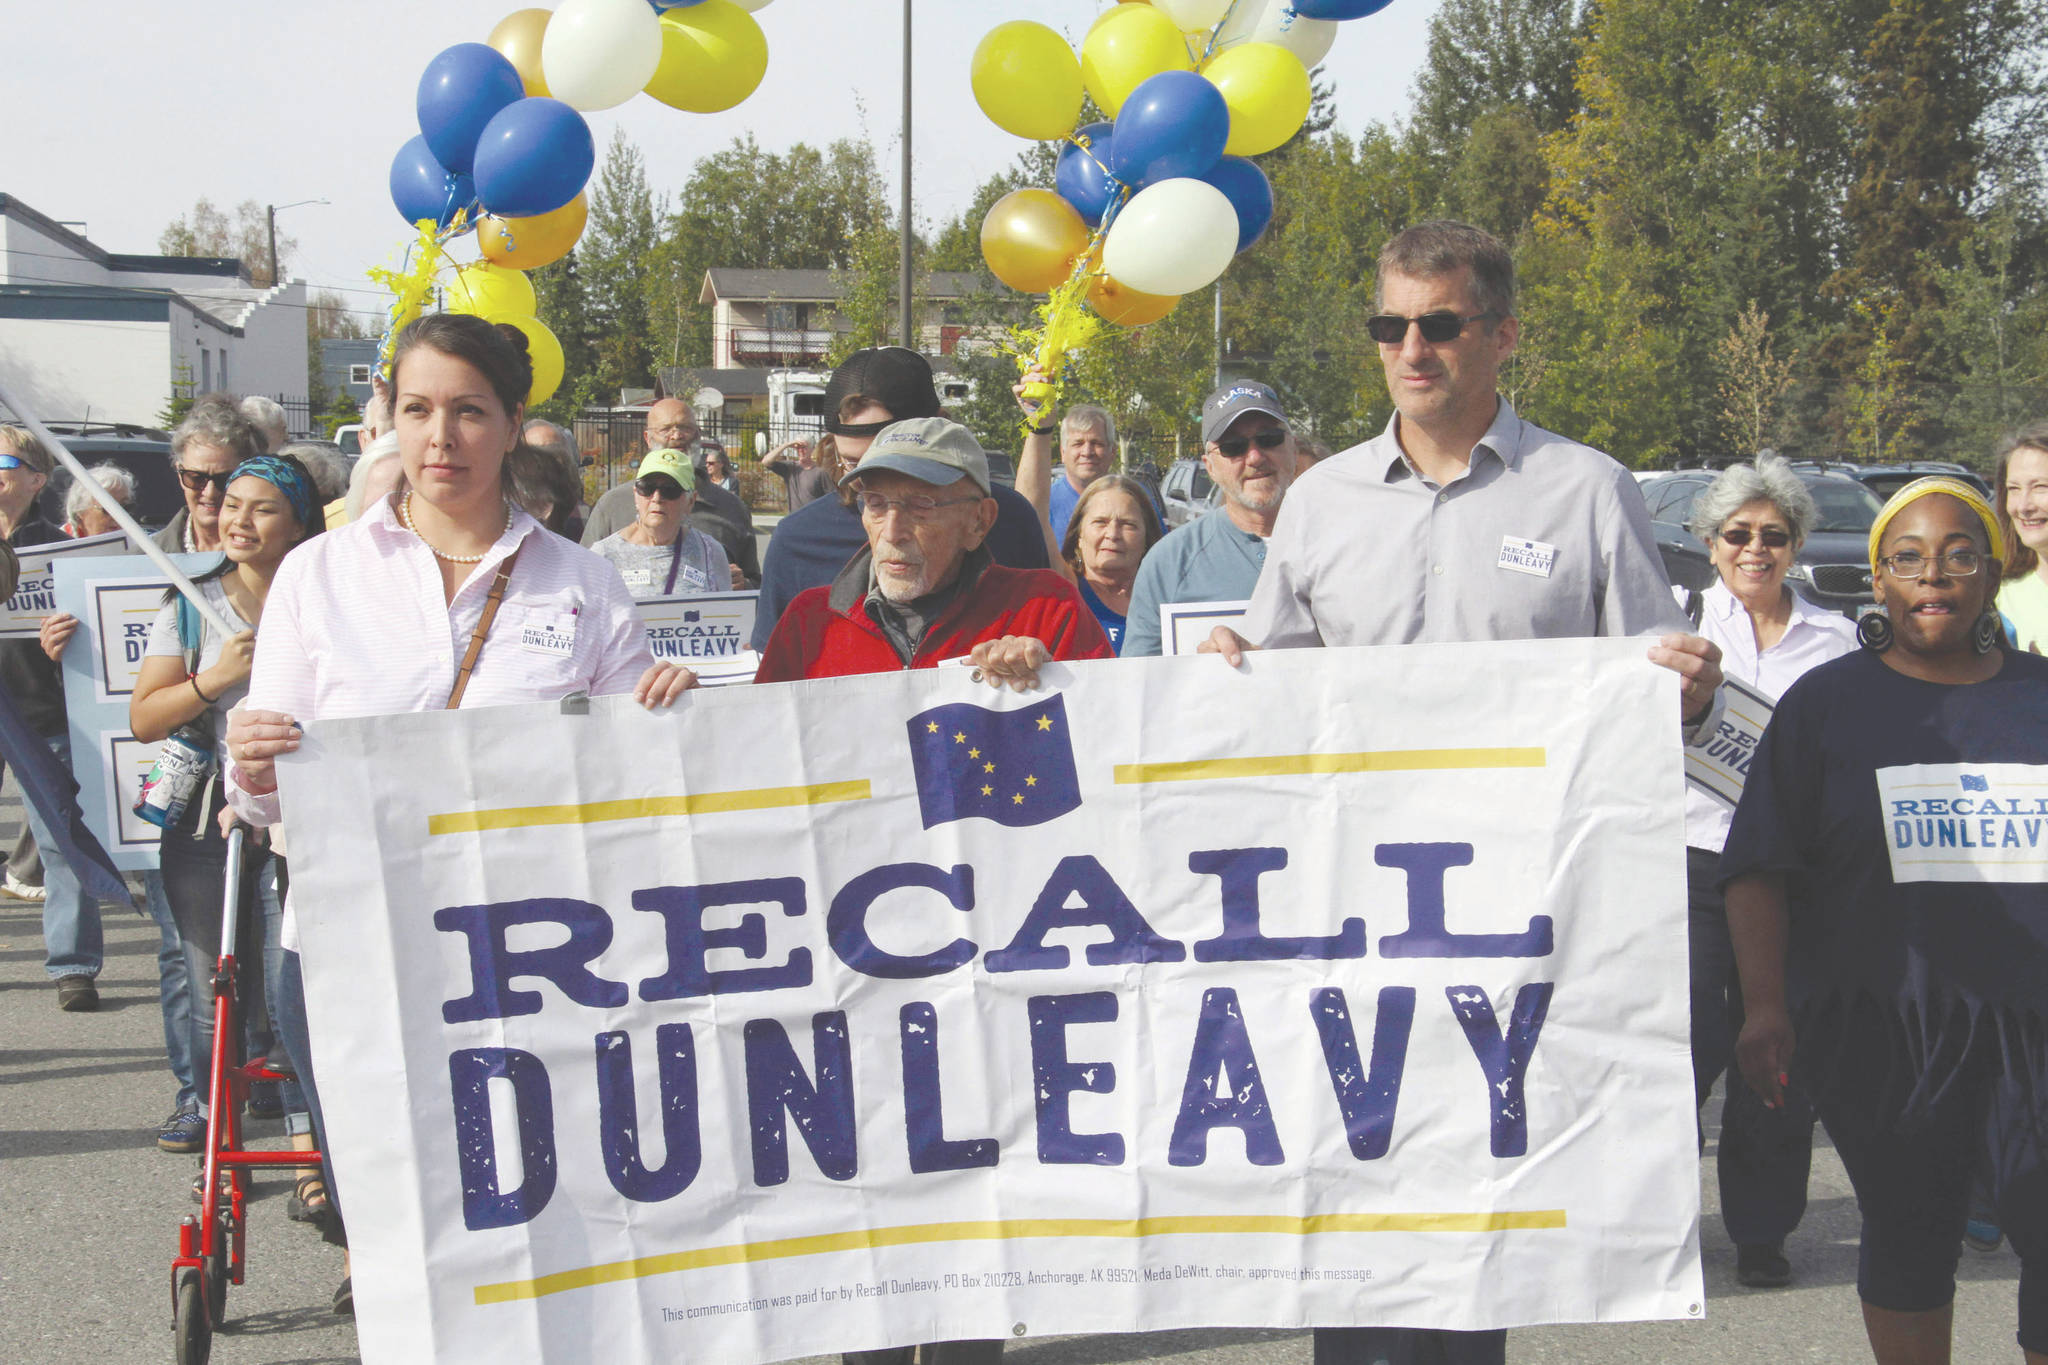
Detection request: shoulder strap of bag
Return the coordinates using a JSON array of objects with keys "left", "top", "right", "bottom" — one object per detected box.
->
[
  {"left": 447, "top": 546, "right": 523, "bottom": 711},
  {"left": 175, "top": 593, "right": 204, "bottom": 674}
]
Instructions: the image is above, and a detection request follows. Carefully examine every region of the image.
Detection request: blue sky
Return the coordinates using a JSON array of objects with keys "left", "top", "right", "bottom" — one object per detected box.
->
[{"left": 8, "top": 1, "right": 1435, "bottom": 325}]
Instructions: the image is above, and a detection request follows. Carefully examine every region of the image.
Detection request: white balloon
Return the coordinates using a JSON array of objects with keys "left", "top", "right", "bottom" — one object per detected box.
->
[
  {"left": 1101, "top": 178, "right": 1240, "bottom": 297},
  {"left": 1213, "top": 0, "right": 1338, "bottom": 68},
  {"left": 542, "top": 0, "right": 663, "bottom": 112},
  {"left": 1155, "top": 0, "right": 1234, "bottom": 28}
]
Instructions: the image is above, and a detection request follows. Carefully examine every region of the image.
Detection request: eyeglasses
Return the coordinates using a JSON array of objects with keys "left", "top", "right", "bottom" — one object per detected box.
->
[
  {"left": 634, "top": 476, "right": 687, "bottom": 501},
  {"left": 1718, "top": 527, "right": 1792, "bottom": 549},
  {"left": 176, "top": 466, "right": 234, "bottom": 494},
  {"left": 1365, "top": 310, "right": 1501, "bottom": 345},
  {"left": 0, "top": 454, "right": 26, "bottom": 471},
  {"left": 855, "top": 490, "right": 981, "bottom": 521},
  {"left": 1880, "top": 549, "right": 1983, "bottom": 579},
  {"left": 1212, "top": 428, "right": 1288, "bottom": 459}
]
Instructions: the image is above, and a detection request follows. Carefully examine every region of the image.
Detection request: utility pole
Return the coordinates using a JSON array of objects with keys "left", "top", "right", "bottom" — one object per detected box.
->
[
  {"left": 264, "top": 199, "right": 328, "bottom": 287},
  {"left": 899, "top": 0, "right": 915, "bottom": 349}
]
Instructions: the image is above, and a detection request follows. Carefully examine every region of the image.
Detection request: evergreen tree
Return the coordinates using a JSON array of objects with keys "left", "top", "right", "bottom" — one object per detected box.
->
[{"left": 582, "top": 130, "right": 663, "bottom": 400}]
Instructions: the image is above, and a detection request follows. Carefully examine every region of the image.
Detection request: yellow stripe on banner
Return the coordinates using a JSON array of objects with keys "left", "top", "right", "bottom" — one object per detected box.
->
[
  {"left": 471, "top": 1210, "right": 1568, "bottom": 1305},
  {"left": 1114, "top": 748, "right": 1547, "bottom": 786},
  {"left": 427, "top": 780, "right": 872, "bottom": 836}
]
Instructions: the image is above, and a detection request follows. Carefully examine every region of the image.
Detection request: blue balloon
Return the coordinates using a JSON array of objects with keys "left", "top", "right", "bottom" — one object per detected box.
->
[
  {"left": 1291, "top": 0, "right": 1394, "bottom": 17},
  {"left": 418, "top": 44, "right": 527, "bottom": 177},
  {"left": 1203, "top": 157, "right": 1275, "bottom": 252},
  {"left": 473, "top": 98, "right": 596, "bottom": 220},
  {"left": 1110, "top": 71, "right": 1229, "bottom": 189},
  {"left": 390, "top": 136, "right": 476, "bottom": 230},
  {"left": 1055, "top": 122, "right": 1125, "bottom": 227}
]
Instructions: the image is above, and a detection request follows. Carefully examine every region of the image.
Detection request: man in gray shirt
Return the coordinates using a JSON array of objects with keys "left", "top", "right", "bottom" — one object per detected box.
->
[
  {"left": 1212, "top": 220, "right": 1722, "bottom": 1365},
  {"left": 1121, "top": 379, "right": 1301, "bottom": 658}
]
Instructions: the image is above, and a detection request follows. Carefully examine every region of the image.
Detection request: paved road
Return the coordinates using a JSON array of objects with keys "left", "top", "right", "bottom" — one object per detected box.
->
[{"left": 0, "top": 786, "right": 2023, "bottom": 1364}]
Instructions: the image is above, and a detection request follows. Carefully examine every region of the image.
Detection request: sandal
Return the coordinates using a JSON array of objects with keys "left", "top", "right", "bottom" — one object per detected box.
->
[{"left": 289, "top": 1172, "right": 330, "bottom": 1224}]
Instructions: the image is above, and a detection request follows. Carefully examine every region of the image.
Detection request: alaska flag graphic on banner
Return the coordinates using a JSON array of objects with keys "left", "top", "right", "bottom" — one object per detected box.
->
[
  {"left": 1960, "top": 773, "right": 1990, "bottom": 792},
  {"left": 906, "top": 695, "right": 1082, "bottom": 829}
]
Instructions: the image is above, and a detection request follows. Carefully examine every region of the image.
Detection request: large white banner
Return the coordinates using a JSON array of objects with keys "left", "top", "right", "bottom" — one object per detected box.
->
[{"left": 280, "top": 639, "right": 1701, "bottom": 1364}]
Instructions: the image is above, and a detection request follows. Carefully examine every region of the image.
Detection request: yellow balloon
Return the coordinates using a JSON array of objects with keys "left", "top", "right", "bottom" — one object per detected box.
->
[
  {"left": 1088, "top": 272, "right": 1179, "bottom": 327},
  {"left": 972, "top": 21, "right": 1083, "bottom": 141},
  {"left": 1203, "top": 42, "right": 1311, "bottom": 157},
  {"left": 479, "top": 194, "right": 588, "bottom": 271},
  {"left": 487, "top": 8, "right": 552, "bottom": 98},
  {"left": 1080, "top": 4, "right": 1192, "bottom": 117},
  {"left": 485, "top": 311, "right": 565, "bottom": 406},
  {"left": 646, "top": 0, "right": 768, "bottom": 114},
  {"left": 981, "top": 189, "right": 1091, "bottom": 294},
  {"left": 446, "top": 262, "right": 537, "bottom": 319}
]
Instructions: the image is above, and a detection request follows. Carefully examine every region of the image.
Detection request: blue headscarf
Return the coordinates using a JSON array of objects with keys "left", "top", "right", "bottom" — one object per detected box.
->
[{"left": 229, "top": 454, "right": 318, "bottom": 530}]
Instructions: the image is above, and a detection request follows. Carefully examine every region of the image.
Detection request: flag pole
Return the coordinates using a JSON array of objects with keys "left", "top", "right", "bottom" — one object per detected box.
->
[{"left": 0, "top": 376, "right": 239, "bottom": 638}]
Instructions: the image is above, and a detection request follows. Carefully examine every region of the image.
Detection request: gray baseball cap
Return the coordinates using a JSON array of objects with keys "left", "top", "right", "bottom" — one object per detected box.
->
[
  {"left": 840, "top": 416, "right": 991, "bottom": 495},
  {"left": 1201, "top": 380, "right": 1289, "bottom": 445}
]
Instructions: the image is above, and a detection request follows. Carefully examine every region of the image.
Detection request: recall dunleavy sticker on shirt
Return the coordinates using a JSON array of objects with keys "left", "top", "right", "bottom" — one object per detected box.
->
[
  {"left": 1497, "top": 536, "right": 1557, "bottom": 578},
  {"left": 1877, "top": 763, "right": 2048, "bottom": 883},
  {"left": 1683, "top": 676, "right": 1774, "bottom": 809}
]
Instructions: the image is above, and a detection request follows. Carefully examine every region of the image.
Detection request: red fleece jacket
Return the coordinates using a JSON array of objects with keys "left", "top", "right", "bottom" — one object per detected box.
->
[{"left": 755, "top": 562, "right": 1114, "bottom": 682}]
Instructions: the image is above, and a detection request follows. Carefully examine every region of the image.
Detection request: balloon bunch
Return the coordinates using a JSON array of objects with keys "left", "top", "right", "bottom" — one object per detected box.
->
[
  {"left": 374, "top": 0, "right": 775, "bottom": 404},
  {"left": 971, "top": 0, "right": 1391, "bottom": 409}
]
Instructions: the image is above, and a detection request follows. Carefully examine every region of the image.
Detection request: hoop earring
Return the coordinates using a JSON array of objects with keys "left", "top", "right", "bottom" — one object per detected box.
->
[
  {"left": 1857, "top": 611, "right": 1894, "bottom": 653},
  {"left": 1973, "top": 609, "right": 2003, "bottom": 655}
]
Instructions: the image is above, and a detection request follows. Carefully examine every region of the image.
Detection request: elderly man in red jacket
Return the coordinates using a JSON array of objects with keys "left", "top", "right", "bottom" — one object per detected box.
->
[{"left": 756, "top": 416, "right": 1111, "bottom": 686}]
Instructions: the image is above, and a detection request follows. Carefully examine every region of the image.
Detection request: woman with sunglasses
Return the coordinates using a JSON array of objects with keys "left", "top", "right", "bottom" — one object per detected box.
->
[
  {"left": 589, "top": 448, "right": 728, "bottom": 599},
  {"left": 1723, "top": 478, "right": 2048, "bottom": 1364},
  {"left": 1677, "top": 455, "right": 1858, "bottom": 1289}
]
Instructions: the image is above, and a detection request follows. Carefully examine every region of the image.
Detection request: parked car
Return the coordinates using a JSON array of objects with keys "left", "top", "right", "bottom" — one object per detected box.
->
[
  {"left": 1809, "top": 458, "right": 1993, "bottom": 503},
  {"left": 1159, "top": 455, "right": 1220, "bottom": 527},
  {"left": 334, "top": 423, "right": 364, "bottom": 456},
  {"left": 1639, "top": 467, "right": 1886, "bottom": 616},
  {"left": 33, "top": 431, "right": 184, "bottom": 533}
]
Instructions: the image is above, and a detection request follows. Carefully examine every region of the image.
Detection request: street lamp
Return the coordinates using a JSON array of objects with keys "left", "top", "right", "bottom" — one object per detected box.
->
[
  {"left": 899, "top": 0, "right": 914, "bottom": 349},
  {"left": 265, "top": 198, "right": 328, "bottom": 286}
]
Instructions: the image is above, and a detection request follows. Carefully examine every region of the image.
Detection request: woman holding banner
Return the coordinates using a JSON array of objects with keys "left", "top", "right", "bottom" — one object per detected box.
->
[
  {"left": 129, "top": 453, "right": 323, "bottom": 1202},
  {"left": 1680, "top": 455, "right": 1857, "bottom": 1289},
  {"left": 223, "top": 313, "right": 694, "bottom": 1317},
  {"left": 1723, "top": 478, "right": 2048, "bottom": 1364}
]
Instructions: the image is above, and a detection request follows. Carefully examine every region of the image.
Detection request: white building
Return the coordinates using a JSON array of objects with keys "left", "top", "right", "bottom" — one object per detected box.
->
[{"left": 0, "top": 194, "right": 308, "bottom": 429}]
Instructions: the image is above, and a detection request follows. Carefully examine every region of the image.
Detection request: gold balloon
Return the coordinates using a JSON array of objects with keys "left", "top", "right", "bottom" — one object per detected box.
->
[
  {"left": 488, "top": 8, "right": 552, "bottom": 98},
  {"left": 479, "top": 194, "right": 588, "bottom": 270},
  {"left": 446, "top": 261, "right": 537, "bottom": 319},
  {"left": 981, "top": 189, "right": 1091, "bottom": 295},
  {"left": 1088, "top": 272, "right": 1179, "bottom": 326}
]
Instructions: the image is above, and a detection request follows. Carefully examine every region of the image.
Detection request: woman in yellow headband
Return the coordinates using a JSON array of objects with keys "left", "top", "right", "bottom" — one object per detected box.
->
[{"left": 1718, "top": 478, "right": 2048, "bottom": 1363}]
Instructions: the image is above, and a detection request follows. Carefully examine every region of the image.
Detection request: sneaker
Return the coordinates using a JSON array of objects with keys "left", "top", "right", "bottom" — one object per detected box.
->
[
  {"left": 55, "top": 976, "right": 98, "bottom": 1012},
  {"left": 1736, "top": 1242, "right": 1792, "bottom": 1288},
  {"left": 1965, "top": 1218, "right": 2005, "bottom": 1254},
  {"left": 158, "top": 1106, "right": 206, "bottom": 1154},
  {"left": 5, "top": 871, "right": 46, "bottom": 901}
]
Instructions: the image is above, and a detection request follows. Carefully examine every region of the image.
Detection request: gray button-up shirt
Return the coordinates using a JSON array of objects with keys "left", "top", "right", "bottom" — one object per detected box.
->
[{"left": 1244, "top": 400, "right": 1686, "bottom": 648}]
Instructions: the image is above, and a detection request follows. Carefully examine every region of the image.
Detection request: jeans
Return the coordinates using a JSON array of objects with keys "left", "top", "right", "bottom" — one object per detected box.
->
[
  {"left": 27, "top": 734, "right": 102, "bottom": 980},
  {"left": 274, "top": 946, "right": 344, "bottom": 1246},
  {"left": 252, "top": 855, "right": 307, "bottom": 1132},
  {"left": 158, "top": 791, "right": 263, "bottom": 1117},
  {"left": 140, "top": 870, "right": 197, "bottom": 1111}
]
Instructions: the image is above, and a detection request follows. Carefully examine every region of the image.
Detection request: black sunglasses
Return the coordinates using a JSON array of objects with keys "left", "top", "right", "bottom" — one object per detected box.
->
[
  {"left": 1365, "top": 310, "right": 1500, "bottom": 345},
  {"left": 634, "top": 476, "right": 687, "bottom": 501},
  {"left": 1718, "top": 527, "right": 1791, "bottom": 549},
  {"left": 1212, "top": 428, "right": 1288, "bottom": 459},
  {"left": 176, "top": 466, "right": 234, "bottom": 494}
]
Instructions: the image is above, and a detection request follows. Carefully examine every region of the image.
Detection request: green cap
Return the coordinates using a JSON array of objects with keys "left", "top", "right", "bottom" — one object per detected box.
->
[{"left": 636, "top": 447, "right": 696, "bottom": 490}]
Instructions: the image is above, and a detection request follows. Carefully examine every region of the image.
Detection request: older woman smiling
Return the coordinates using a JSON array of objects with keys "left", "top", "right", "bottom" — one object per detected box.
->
[{"left": 1680, "top": 455, "right": 1858, "bottom": 1289}]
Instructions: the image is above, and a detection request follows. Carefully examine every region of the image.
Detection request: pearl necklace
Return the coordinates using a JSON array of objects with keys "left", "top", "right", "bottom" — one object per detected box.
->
[{"left": 400, "top": 491, "right": 512, "bottom": 564}]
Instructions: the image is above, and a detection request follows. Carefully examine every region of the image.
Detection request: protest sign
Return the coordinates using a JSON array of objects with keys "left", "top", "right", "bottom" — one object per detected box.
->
[
  {"left": 1682, "top": 676, "right": 1774, "bottom": 809},
  {"left": 280, "top": 638, "right": 1701, "bottom": 1364},
  {"left": 1160, "top": 600, "right": 1248, "bottom": 657},
  {"left": 53, "top": 553, "right": 215, "bottom": 869},
  {"left": 0, "top": 531, "right": 126, "bottom": 638},
  {"left": 635, "top": 590, "right": 757, "bottom": 687}
]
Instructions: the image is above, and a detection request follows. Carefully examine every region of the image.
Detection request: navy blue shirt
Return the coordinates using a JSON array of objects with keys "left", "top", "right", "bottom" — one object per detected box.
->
[
  {"left": 750, "top": 485, "right": 1050, "bottom": 651},
  {"left": 1076, "top": 577, "right": 1126, "bottom": 653},
  {"left": 1720, "top": 647, "right": 2048, "bottom": 1018}
]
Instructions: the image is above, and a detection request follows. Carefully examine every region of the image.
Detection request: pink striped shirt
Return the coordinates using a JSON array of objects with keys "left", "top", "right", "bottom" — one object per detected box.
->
[{"left": 226, "top": 495, "right": 652, "bottom": 832}]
